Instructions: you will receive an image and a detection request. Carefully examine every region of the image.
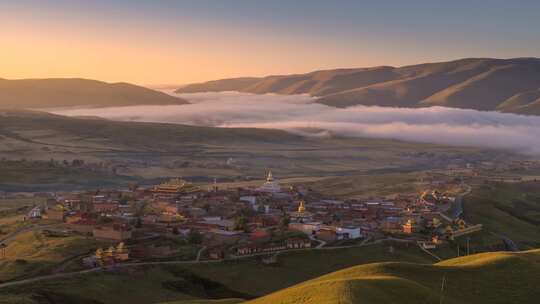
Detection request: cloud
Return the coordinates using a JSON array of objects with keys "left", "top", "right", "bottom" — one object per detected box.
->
[{"left": 48, "top": 92, "right": 540, "bottom": 154}]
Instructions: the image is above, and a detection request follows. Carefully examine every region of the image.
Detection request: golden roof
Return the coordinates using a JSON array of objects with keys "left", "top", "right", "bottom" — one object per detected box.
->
[{"left": 153, "top": 178, "right": 199, "bottom": 193}]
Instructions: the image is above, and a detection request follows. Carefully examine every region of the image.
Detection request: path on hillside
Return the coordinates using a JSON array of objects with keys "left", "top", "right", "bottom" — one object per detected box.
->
[
  {"left": 309, "top": 235, "right": 326, "bottom": 248},
  {"left": 196, "top": 246, "right": 207, "bottom": 262}
]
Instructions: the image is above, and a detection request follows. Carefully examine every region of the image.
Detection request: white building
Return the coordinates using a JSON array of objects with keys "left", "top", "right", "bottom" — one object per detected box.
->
[
  {"left": 335, "top": 226, "right": 362, "bottom": 239},
  {"left": 26, "top": 206, "right": 42, "bottom": 219},
  {"left": 257, "top": 171, "right": 282, "bottom": 193}
]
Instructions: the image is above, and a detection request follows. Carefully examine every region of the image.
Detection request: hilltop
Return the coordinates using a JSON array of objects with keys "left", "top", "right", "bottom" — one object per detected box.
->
[
  {"left": 0, "top": 78, "right": 188, "bottom": 109},
  {"left": 247, "top": 249, "right": 540, "bottom": 304},
  {"left": 176, "top": 58, "right": 540, "bottom": 114}
]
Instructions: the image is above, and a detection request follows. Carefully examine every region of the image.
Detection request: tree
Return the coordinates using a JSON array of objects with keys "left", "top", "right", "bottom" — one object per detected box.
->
[
  {"left": 188, "top": 230, "right": 202, "bottom": 244},
  {"left": 135, "top": 217, "right": 143, "bottom": 228},
  {"left": 279, "top": 216, "right": 290, "bottom": 230},
  {"left": 234, "top": 215, "right": 247, "bottom": 232},
  {"left": 119, "top": 196, "right": 130, "bottom": 205}
]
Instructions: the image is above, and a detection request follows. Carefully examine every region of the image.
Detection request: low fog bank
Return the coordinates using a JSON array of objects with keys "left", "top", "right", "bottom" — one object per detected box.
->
[{"left": 48, "top": 92, "right": 540, "bottom": 154}]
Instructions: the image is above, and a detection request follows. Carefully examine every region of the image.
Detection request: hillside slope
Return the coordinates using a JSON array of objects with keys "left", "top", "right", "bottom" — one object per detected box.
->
[
  {"left": 0, "top": 110, "right": 494, "bottom": 190},
  {"left": 176, "top": 58, "right": 540, "bottom": 114},
  {"left": 247, "top": 249, "right": 540, "bottom": 304},
  {"left": 0, "top": 78, "right": 188, "bottom": 109}
]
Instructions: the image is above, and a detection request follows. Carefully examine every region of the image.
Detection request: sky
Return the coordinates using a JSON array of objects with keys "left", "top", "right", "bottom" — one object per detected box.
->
[{"left": 2, "top": 0, "right": 540, "bottom": 86}]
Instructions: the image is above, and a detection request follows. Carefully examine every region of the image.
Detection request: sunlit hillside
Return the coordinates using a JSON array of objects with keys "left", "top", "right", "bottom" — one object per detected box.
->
[{"left": 246, "top": 249, "right": 540, "bottom": 304}]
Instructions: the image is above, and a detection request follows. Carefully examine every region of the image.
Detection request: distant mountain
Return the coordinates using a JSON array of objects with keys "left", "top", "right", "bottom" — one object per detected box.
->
[
  {"left": 0, "top": 78, "right": 188, "bottom": 109},
  {"left": 247, "top": 249, "right": 540, "bottom": 304},
  {"left": 178, "top": 77, "right": 261, "bottom": 93},
  {"left": 176, "top": 58, "right": 540, "bottom": 114}
]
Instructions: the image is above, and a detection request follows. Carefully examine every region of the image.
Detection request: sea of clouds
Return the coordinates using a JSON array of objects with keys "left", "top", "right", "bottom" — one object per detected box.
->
[{"left": 48, "top": 91, "right": 540, "bottom": 154}]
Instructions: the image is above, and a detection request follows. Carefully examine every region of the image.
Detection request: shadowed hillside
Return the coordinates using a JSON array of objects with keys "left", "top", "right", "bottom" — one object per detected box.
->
[
  {"left": 0, "top": 78, "right": 188, "bottom": 109},
  {"left": 176, "top": 58, "right": 540, "bottom": 114},
  {"left": 246, "top": 249, "right": 540, "bottom": 304}
]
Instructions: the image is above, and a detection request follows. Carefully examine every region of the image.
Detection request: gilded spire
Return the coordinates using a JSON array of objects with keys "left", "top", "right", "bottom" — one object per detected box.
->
[
  {"left": 267, "top": 170, "right": 274, "bottom": 181},
  {"left": 298, "top": 200, "right": 306, "bottom": 213}
]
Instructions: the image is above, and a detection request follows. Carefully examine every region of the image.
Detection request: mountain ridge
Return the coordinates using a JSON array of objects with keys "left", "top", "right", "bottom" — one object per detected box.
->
[
  {"left": 0, "top": 78, "right": 189, "bottom": 109},
  {"left": 176, "top": 58, "right": 540, "bottom": 114}
]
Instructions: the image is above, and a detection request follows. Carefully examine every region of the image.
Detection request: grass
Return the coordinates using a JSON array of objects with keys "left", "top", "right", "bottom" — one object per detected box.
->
[
  {"left": 301, "top": 172, "right": 427, "bottom": 199},
  {"left": 0, "top": 241, "right": 433, "bottom": 303},
  {"left": 0, "top": 160, "right": 134, "bottom": 192},
  {"left": 0, "top": 231, "right": 110, "bottom": 282},
  {"left": 0, "top": 110, "right": 493, "bottom": 188},
  {"left": 247, "top": 249, "right": 540, "bottom": 304},
  {"left": 159, "top": 300, "right": 243, "bottom": 304},
  {"left": 463, "top": 181, "right": 540, "bottom": 249},
  {"left": 181, "top": 242, "right": 433, "bottom": 297}
]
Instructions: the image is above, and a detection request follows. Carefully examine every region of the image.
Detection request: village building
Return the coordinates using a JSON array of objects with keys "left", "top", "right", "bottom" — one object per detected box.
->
[
  {"left": 289, "top": 200, "right": 313, "bottom": 223},
  {"left": 257, "top": 171, "right": 282, "bottom": 193},
  {"left": 151, "top": 178, "right": 201, "bottom": 199},
  {"left": 402, "top": 219, "right": 420, "bottom": 234},
  {"left": 335, "top": 226, "right": 362, "bottom": 239},
  {"left": 45, "top": 208, "right": 66, "bottom": 222},
  {"left": 289, "top": 221, "right": 321, "bottom": 235}
]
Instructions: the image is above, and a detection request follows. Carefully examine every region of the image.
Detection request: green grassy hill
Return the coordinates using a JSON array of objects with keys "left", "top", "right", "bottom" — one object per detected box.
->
[
  {"left": 463, "top": 181, "right": 540, "bottom": 250},
  {"left": 0, "top": 242, "right": 434, "bottom": 304},
  {"left": 246, "top": 249, "right": 540, "bottom": 304},
  {"left": 0, "top": 78, "right": 188, "bottom": 109}
]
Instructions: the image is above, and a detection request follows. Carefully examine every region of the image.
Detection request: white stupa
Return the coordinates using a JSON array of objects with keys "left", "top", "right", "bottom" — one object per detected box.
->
[{"left": 257, "top": 171, "right": 282, "bottom": 193}]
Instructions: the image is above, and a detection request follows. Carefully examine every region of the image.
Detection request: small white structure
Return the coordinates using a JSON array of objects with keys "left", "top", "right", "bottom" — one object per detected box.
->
[
  {"left": 335, "top": 226, "right": 362, "bottom": 239},
  {"left": 257, "top": 171, "right": 282, "bottom": 193},
  {"left": 26, "top": 206, "right": 42, "bottom": 219}
]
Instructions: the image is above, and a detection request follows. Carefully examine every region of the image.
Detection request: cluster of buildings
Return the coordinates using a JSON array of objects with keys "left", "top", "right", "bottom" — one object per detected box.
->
[{"left": 25, "top": 170, "right": 482, "bottom": 264}]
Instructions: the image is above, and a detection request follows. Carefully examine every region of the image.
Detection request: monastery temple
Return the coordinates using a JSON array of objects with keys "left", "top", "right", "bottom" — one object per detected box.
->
[{"left": 257, "top": 171, "right": 282, "bottom": 193}]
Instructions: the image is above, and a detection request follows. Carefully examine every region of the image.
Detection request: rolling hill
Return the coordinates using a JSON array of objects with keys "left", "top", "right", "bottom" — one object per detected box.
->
[
  {"left": 176, "top": 58, "right": 540, "bottom": 114},
  {"left": 0, "top": 78, "right": 188, "bottom": 109},
  {"left": 0, "top": 110, "right": 494, "bottom": 190},
  {"left": 246, "top": 249, "right": 540, "bottom": 304}
]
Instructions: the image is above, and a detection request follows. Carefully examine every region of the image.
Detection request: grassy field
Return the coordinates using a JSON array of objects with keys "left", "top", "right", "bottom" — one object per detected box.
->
[
  {"left": 463, "top": 181, "right": 540, "bottom": 249},
  {"left": 247, "top": 249, "right": 540, "bottom": 304},
  {"left": 0, "top": 241, "right": 434, "bottom": 303},
  {"left": 300, "top": 172, "right": 428, "bottom": 199},
  {"left": 0, "top": 110, "right": 495, "bottom": 190},
  {"left": 0, "top": 160, "right": 135, "bottom": 192},
  {"left": 3, "top": 247, "right": 534, "bottom": 304},
  {"left": 0, "top": 230, "right": 110, "bottom": 282}
]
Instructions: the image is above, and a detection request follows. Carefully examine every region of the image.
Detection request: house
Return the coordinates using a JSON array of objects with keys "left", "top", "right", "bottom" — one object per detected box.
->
[
  {"left": 93, "top": 202, "right": 120, "bottom": 213},
  {"left": 288, "top": 222, "right": 321, "bottom": 235},
  {"left": 316, "top": 228, "right": 338, "bottom": 242},
  {"left": 26, "top": 206, "right": 42, "bottom": 219},
  {"left": 402, "top": 219, "right": 420, "bottom": 234},
  {"left": 335, "top": 226, "right": 362, "bottom": 239},
  {"left": 235, "top": 242, "right": 287, "bottom": 256},
  {"left": 45, "top": 208, "right": 66, "bottom": 222},
  {"left": 208, "top": 246, "right": 225, "bottom": 260},
  {"left": 286, "top": 238, "right": 311, "bottom": 249}
]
